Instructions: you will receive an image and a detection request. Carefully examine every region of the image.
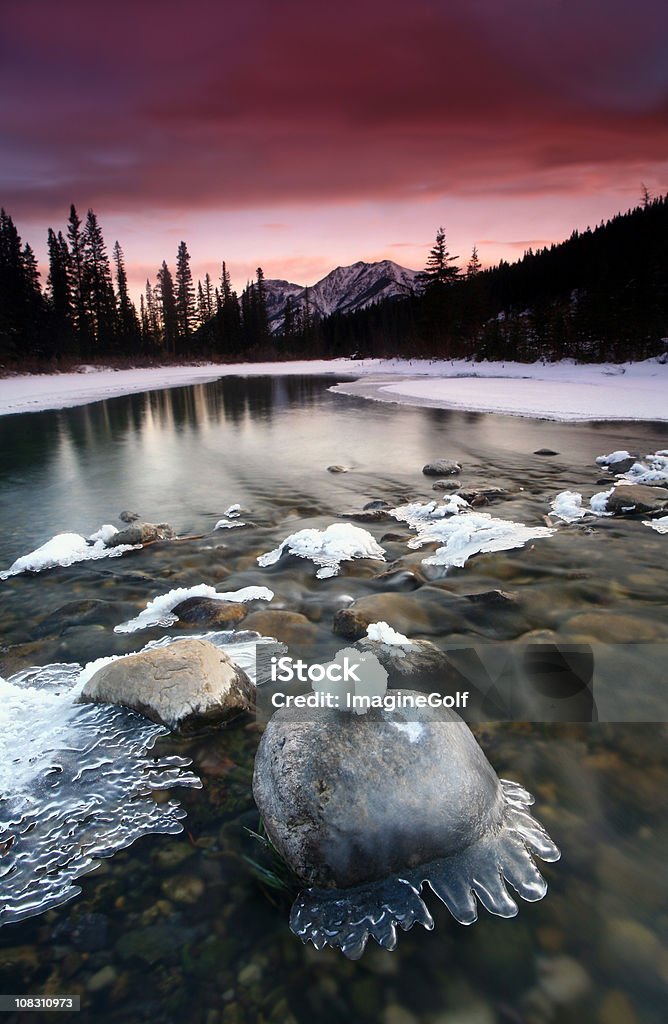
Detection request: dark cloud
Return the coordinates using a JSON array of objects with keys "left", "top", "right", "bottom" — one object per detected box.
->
[{"left": 2, "top": 0, "right": 668, "bottom": 222}]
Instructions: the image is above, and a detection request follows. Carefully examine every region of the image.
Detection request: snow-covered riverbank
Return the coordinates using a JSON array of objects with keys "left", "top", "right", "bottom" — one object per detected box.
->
[{"left": 0, "top": 357, "right": 666, "bottom": 422}]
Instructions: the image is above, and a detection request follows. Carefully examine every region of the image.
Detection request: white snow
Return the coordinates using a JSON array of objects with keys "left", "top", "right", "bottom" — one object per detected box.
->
[
  {"left": 224, "top": 504, "right": 242, "bottom": 518},
  {"left": 214, "top": 519, "right": 245, "bottom": 529},
  {"left": 114, "top": 583, "right": 274, "bottom": 633},
  {"left": 643, "top": 516, "right": 668, "bottom": 534},
  {"left": 596, "top": 450, "right": 632, "bottom": 465},
  {"left": 88, "top": 524, "right": 120, "bottom": 543},
  {"left": 257, "top": 522, "right": 385, "bottom": 579},
  {"left": 615, "top": 452, "right": 668, "bottom": 486},
  {"left": 0, "top": 529, "right": 140, "bottom": 579},
  {"left": 550, "top": 489, "right": 614, "bottom": 522},
  {"left": 366, "top": 621, "right": 412, "bottom": 645},
  {"left": 1, "top": 356, "right": 666, "bottom": 422},
  {"left": 390, "top": 500, "right": 553, "bottom": 568},
  {"left": 390, "top": 497, "right": 469, "bottom": 530}
]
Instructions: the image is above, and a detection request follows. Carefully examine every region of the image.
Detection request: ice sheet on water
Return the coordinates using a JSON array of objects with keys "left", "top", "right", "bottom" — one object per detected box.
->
[
  {"left": 114, "top": 583, "right": 274, "bottom": 633},
  {"left": 257, "top": 523, "right": 386, "bottom": 579},
  {"left": 0, "top": 527, "right": 140, "bottom": 579},
  {"left": 390, "top": 500, "right": 553, "bottom": 569},
  {"left": 0, "top": 629, "right": 273, "bottom": 927},
  {"left": 643, "top": 516, "right": 668, "bottom": 534}
]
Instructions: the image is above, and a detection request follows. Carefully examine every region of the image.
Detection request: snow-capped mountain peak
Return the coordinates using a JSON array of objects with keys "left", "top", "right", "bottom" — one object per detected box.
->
[{"left": 264, "top": 259, "right": 418, "bottom": 332}]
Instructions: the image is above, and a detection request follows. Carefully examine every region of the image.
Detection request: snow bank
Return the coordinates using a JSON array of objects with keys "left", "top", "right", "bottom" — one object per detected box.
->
[
  {"left": 643, "top": 516, "right": 668, "bottom": 534},
  {"left": 390, "top": 499, "right": 553, "bottom": 568},
  {"left": 331, "top": 357, "right": 668, "bottom": 423},
  {"left": 2, "top": 357, "right": 666, "bottom": 423},
  {"left": 114, "top": 583, "right": 274, "bottom": 633},
  {"left": 257, "top": 523, "right": 385, "bottom": 579},
  {"left": 0, "top": 528, "right": 139, "bottom": 579},
  {"left": 366, "top": 621, "right": 412, "bottom": 645}
]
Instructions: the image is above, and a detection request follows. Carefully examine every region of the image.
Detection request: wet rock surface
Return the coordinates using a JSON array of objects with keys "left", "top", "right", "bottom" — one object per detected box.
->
[
  {"left": 172, "top": 597, "right": 248, "bottom": 629},
  {"left": 107, "top": 522, "right": 177, "bottom": 546},
  {"left": 78, "top": 638, "right": 254, "bottom": 730},
  {"left": 422, "top": 459, "right": 462, "bottom": 476},
  {"left": 605, "top": 485, "right": 668, "bottom": 515}
]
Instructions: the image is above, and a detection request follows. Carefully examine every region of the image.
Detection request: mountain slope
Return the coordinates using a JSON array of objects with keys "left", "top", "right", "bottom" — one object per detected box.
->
[{"left": 264, "top": 259, "right": 418, "bottom": 332}]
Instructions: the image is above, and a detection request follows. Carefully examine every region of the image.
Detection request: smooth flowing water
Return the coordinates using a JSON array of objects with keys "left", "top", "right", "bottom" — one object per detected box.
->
[{"left": 0, "top": 375, "right": 666, "bottom": 1024}]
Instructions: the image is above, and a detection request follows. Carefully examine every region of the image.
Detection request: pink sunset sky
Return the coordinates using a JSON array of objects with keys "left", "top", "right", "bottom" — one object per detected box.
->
[{"left": 2, "top": 0, "right": 668, "bottom": 300}]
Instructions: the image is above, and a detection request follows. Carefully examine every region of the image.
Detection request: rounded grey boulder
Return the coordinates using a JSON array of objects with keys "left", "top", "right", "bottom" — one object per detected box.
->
[
  {"left": 78, "top": 638, "right": 253, "bottom": 732},
  {"left": 253, "top": 696, "right": 505, "bottom": 889}
]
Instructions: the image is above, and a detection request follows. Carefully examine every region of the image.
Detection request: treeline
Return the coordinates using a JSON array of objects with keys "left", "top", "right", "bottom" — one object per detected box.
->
[
  {"left": 317, "top": 195, "right": 668, "bottom": 363},
  {"left": 1, "top": 195, "right": 667, "bottom": 368},
  {"left": 0, "top": 204, "right": 279, "bottom": 365}
]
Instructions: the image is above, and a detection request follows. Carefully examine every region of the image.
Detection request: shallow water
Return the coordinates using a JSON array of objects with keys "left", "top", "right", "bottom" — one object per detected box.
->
[{"left": 0, "top": 376, "right": 667, "bottom": 1023}]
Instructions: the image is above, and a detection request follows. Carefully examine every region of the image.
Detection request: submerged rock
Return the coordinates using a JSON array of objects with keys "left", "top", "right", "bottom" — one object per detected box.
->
[
  {"left": 172, "top": 596, "right": 247, "bottom": 629},
  {"left": 78, "top": 638, "right": 253, "bottom": 731},
  {"left": 119, "top": 510, "right": 141, "bottom": 523},
  {"left": 327, "top": 465, "right": 348, "bottom": 473},
  {"left": 243, "top": 609, "right": 319, "bottom": 645},
  {"left": 253, "top": 696, "right": 559, "bottom": 958},
  {"left": 422, "top": 459, "right": 462, "bottom": 476},
  {"left": 533, "top": 449, "right": 559, "bottom": 456},
  {"left": 107, "top": 522, "right": 177, "bottom": 546}
]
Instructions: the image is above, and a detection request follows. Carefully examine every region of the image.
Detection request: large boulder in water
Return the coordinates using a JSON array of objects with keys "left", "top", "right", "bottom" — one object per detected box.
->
[
  {"left": 78, "top": 638, "right": 253, "bottom": 731},
  {"left": 605, "top": 485, "right": 668, "bottom": 516},
  {"left": 253, "top": 696, "right": 504, "bottom": 888},
  {"left": 172, "top": 597, "right": 247, "bottom": 629}
]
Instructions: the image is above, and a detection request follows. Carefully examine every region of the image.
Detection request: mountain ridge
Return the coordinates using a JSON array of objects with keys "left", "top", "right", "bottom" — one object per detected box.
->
[{"left": 264, "top": 259, "right": 419, "bottom": 333}]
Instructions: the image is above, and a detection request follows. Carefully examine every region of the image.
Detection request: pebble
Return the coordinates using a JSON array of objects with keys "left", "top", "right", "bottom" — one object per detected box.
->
[
  {"left": 86, "top": 965, "right": 117, "bottom": 993},
  {"left": 161, "top": 873, "right": 205, "bottom": 905},
  {"left": 535, "top": 953, "right": 593, "bottom": 1005},
  {"left": 237, "top": 962, "right": 262, "bottom": 985}
]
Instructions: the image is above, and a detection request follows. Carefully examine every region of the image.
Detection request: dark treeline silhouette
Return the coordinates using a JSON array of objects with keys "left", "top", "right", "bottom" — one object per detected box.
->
[{"left": 1, "top": 195, "right": 667, "bottom": 368}]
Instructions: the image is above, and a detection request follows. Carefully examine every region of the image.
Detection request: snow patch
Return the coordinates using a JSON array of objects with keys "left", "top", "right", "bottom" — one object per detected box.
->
[
  {"left": 214, "top": 519, "right": 245, "bottom": 530},
  {"left": 257, "top": 523, "right": 385, "bottom": 579},
  {"left": 0, "top": 529, "right": 140, "bottom": 579},
  {"left": 615, "top": 451, "right": 668, "bottom": 486},
  {"left": 596, "top": 450, "right": 632, "bottom": 465},
  {"left": 550, "top": 489, "right": 614, "bottom": 522},
  {"left": 366, "top": 621, "right": 412, "bottom": 645},
  {"left": 114, "top": 583, "right": 274, "bottom": 633},
  {"left": 225, "top": 504, "right": 242, "bottom": 518},
  {"left": 390, "top": 500, "right": 553, "bottom": 569}
]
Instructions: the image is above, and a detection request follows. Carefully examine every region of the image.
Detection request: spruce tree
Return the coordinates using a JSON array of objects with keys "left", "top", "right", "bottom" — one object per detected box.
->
[
  {"left": 67, "top": 205, "right": 89, "bottom": 342},
  {"left": 419, "top": 227, "right": 460, "bottom": 290},
  {"left": 175, "top": 241, "right": 195, "bottom": 343},
  {"left": 113, "top": 240, "right": 139, "bottom": 345},
  {"left": 157, "top": 261, "right": 178, "bottom": 355},
  {"left": 466, "top": 246, "right": 481, "bottom": 278},
  {"left": 83, "top": 209, "right": 116, "bottom": 349}
]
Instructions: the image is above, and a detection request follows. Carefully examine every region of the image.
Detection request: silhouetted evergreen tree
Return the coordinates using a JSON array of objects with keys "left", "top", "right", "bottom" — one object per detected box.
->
[
  {"left": 175, "top": 240, "right": 195, "bottom": 344},
  {"left": 83, "top": 209, "right": 116, "bottom": 349},
  {"left": 419, "top": 226, "right": 460, "bottom": 290},
  {"left": 67, "top": 205, "right": 89, "bottom": 343},
  {"left": 157, "top": 261, "right": 178, "bottom": 354},
  {"left": 113, "top": 241, "right": 139, "bottom": 349},
  {"left": 47, "top": 228, "right": 73, "bottom": 354}
]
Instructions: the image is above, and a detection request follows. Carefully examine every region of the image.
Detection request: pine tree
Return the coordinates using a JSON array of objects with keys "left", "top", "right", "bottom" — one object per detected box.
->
[
  {"left": 113, "top": 241, "right": 139, "bottom": 346},
  {"left": 67, "top": 205, "right": 89, "bottom": 342},
  {"left": 255, "top": 266, "right": 269, "bottom": 341},
  {"left": 419, "top": 226, "right": 460, "bottom": 289},
  {"left": 0, "top": 209, "right": 45, "bottom": 359},
  {"left": 83, "top": 209, "right": 116, "bottom": 348},
  {"left": 157, "top": 261, "right": 178, "bottom": 354},
  {"left": 466, "top": 245, "right": 481, "bottom": 278},
  {"left": 175, "top": 240, "right": 195, "bottom": 343},
  {"left": 47, "top": 228, "right": 72, "bottom": 332}
]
